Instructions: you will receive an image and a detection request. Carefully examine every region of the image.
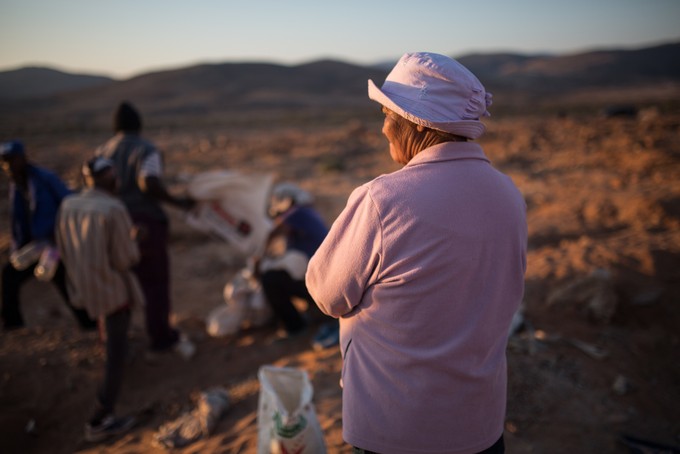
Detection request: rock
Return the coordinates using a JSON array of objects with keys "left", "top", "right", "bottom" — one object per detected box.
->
[
  {"left": 567, "top": 338, "right": 609, "bottom": 360},
  {"left": 630, "top": 287, "right": 664, "bottom": 306},
  {"left": 25, "top": 419, "right": 36, "bottom": 434},
  {"left": 547, "top": 268, "right": 618, "bottom": 323},
  {"left": 612, "top": 375, "right": 631, "bottom": 395},
  {"left": 508, "top": 305, "right": 525, "bottom": 337}
]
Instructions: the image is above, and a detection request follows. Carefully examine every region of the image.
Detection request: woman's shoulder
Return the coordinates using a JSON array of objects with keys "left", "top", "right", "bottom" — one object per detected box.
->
[{"left": 358, "top": 171, "right": 406, "bottom": 201}]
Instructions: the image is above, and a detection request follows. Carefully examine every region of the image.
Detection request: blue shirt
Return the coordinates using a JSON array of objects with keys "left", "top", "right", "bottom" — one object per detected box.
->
[
  {"left": 9, "top": 164, "right": 72, "bottom": 249},
  {"left": 279, "top": 205, "right": 328, "bottom": 258}
]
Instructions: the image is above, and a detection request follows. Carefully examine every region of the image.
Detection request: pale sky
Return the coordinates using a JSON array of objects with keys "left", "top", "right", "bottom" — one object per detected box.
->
[{"left": 1, "top": 0, "right": 679, "bottom": 79}]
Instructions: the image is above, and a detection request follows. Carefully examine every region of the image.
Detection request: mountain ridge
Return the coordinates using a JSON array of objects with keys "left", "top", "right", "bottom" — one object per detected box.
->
[
  {"left": 1, "top": 41, "right": 678, "bottom": 130},
  {"left": 0, "top": 67, "right": 114, "bottom": 100}
]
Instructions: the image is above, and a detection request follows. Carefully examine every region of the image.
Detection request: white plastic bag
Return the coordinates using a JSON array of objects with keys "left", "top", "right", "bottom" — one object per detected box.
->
[
  {"left": 206, "top": 268, "right": 272, "bottom": 337},
  {"left": 153, "top": 387, "right": 230, "bottom": 449},
  {"left": 247, "top": 284, "right": 272, "bottom": 328},
  {"left": 186, "top": 170, "right": 274, "bottom": 257},
  {"left": 257, "top": 366, "right": 326, "bottom": 454},
  {"left": 206, "top": 303, "right": 247, "bottom": 338},
  {"left": 9, "top": 241, "right": 47, "bottom": 271}
]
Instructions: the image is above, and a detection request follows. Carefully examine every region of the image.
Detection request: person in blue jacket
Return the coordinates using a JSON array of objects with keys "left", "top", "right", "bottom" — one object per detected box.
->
[
  {"left": 255, "top": 182, "right": 339, "bottom": 350},
  {"left": 1, "top": 140, "right": 96, "bottom": 330}
]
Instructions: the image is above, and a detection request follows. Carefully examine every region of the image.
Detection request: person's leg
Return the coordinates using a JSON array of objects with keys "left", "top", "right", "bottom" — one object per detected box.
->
[
  {"left": 52, "top": 262, "right": 97, "bottom": 330},
  {"left": 1, "top": 262, "right": 34, "bottom": 328},
  {"left": 132, "top": 217, "right": 178, "bottom": 351},
  {"left": 288, "top": 278, "right": 339, "bottom": 349},
  {"left": 290, "top": 278, "right": 328, "bottom": 322},
  {"left": 85, "top": 305, "right": 135, "bottom": 442},
  {"left": 260, "top": 270, "right": 307, "bottom": 334},
  {"left": 90, "top": 305, "right": 131, "bottom": 424}
]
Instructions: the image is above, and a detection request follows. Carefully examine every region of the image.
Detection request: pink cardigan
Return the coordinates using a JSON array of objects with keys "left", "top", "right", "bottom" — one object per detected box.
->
[{"left": 306, "top": 141, "right": 527, "bottom": 454}]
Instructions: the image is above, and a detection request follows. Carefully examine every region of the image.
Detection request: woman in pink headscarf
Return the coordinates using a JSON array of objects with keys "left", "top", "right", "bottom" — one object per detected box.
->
[{"left": 306, "top": 53, "right": 527, "bottom": 454}]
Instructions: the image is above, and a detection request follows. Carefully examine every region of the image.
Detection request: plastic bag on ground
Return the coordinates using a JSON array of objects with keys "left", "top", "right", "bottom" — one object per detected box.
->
[
  {"left": 186, "top": 170, "right": 273, "bottom": 257},
  {"left": 205, "top": 303, "right": 247, "bottom": 338},
  {"left": 153, "top": 387, "right": 230, "bottom": 449},
  {"left": 206, "top": 268, "right": 272, "bottom": 337},
  {"left": 257, "top": 365, "right": 326, "bottom": 454}
]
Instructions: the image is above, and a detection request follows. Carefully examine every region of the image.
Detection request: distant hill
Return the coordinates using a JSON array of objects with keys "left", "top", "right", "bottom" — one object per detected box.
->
[
  {"left": 54, "top": 59, "right": 388, "bottom": 115},
  {"left": 0, "top": 41, "right": 679, "bottom": 132},
  {"left": 0, "top": 60, "right": 390, "bottom": 132},
  {"left": 457, "top": 42, "right": 680, "bottom": 93},
  {"left": 0, "top": 67, "right": 114, "bottom": 100}
]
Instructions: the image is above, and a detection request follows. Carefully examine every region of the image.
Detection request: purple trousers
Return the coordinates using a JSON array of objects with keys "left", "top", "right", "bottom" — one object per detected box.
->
[{"left": 131, "top": 214, "right": 179, "bottom": 351}]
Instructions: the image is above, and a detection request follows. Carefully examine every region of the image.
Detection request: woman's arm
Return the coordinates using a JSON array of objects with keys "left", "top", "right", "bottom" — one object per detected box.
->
[{"left": 306, "top": 185, "right": 382, "bottom": 317}]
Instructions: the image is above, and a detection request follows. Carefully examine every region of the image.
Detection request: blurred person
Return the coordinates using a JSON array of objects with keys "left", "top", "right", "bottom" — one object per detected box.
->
[
  {"left": 306, "top": 53, "right": 527, "bottom": 454},
  {"left": 56, "top": 157, "right": 141, "bottom": 442},
  {"left": 95, "top": 102, "right": 195, "bottom": 359},
  {"left": 1, "top": 140, "right": 96, "bottom": 331},
  {"left": 254, "top": 182, "right": 338, "bottom": 349}
]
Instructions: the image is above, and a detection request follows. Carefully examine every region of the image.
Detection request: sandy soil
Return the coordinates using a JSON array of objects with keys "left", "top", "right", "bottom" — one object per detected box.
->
[{"left": 1, "top": 111, "right": 679, "bottom": 453}]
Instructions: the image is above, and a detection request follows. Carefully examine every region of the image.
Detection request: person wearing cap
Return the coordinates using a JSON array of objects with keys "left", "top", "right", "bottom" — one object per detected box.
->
[
  {"left": 56, "top": 157, "right": 142, "bottom": 442},
  {"left": 1, "top": 140, "right": 96, "bottom": 330},
  {"left": 95, "top": 102, "right": 195, "bottom": 359},
  {"left": 306, "top": 53, "right": 527, "bottom": 454},
  {"left": 253, "top": 182, "right": 338, "bottom": 349}
]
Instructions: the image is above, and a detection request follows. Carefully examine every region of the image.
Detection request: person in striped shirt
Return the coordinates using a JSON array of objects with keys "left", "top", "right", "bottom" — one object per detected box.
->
[{"left": 56, "top": 157, "right": 142, "bottom": 442}]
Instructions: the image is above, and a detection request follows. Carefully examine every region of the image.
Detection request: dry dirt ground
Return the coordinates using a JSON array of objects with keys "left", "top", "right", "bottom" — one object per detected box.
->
[{"left": 1, "top": 111, "right": 679, "bottom": 453}]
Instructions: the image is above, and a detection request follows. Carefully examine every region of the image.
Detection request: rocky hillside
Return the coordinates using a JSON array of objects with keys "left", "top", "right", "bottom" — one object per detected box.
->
[
  {"left": 0, "top": 67, "right": 113, "bottom": 100},
  {"left": 1, "top": 41, "right": 678, "bottom": 132}
]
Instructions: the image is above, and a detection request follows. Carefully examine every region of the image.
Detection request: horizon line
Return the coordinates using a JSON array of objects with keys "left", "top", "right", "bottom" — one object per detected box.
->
[{"left": 1, "top": 38, "right": 678, "bottom": 81}]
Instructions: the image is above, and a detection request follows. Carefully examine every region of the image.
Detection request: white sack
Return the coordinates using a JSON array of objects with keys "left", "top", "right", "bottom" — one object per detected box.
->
[
  {"left": 257, "top": 366, "right": 326, "bottom": 454},
  {"left": 247, "top": 285, "right": 272, "bottom": 328},
  {"left": 186, "top": 170, "right": 273, "bottom": 257},
  {"left": 206, "top": 268, "right": 272, "bottom": 337},
  {"left": 206, "top": 303, "right": 246, "bottom": 338}
]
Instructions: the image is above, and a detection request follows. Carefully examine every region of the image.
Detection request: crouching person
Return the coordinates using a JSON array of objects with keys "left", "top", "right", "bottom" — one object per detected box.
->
[
  {"left": 56, "top": 157, "right": 143, "bottom": 442},
  {"left": 255, "top": 183, "right": 339, "bottom": 349}
]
